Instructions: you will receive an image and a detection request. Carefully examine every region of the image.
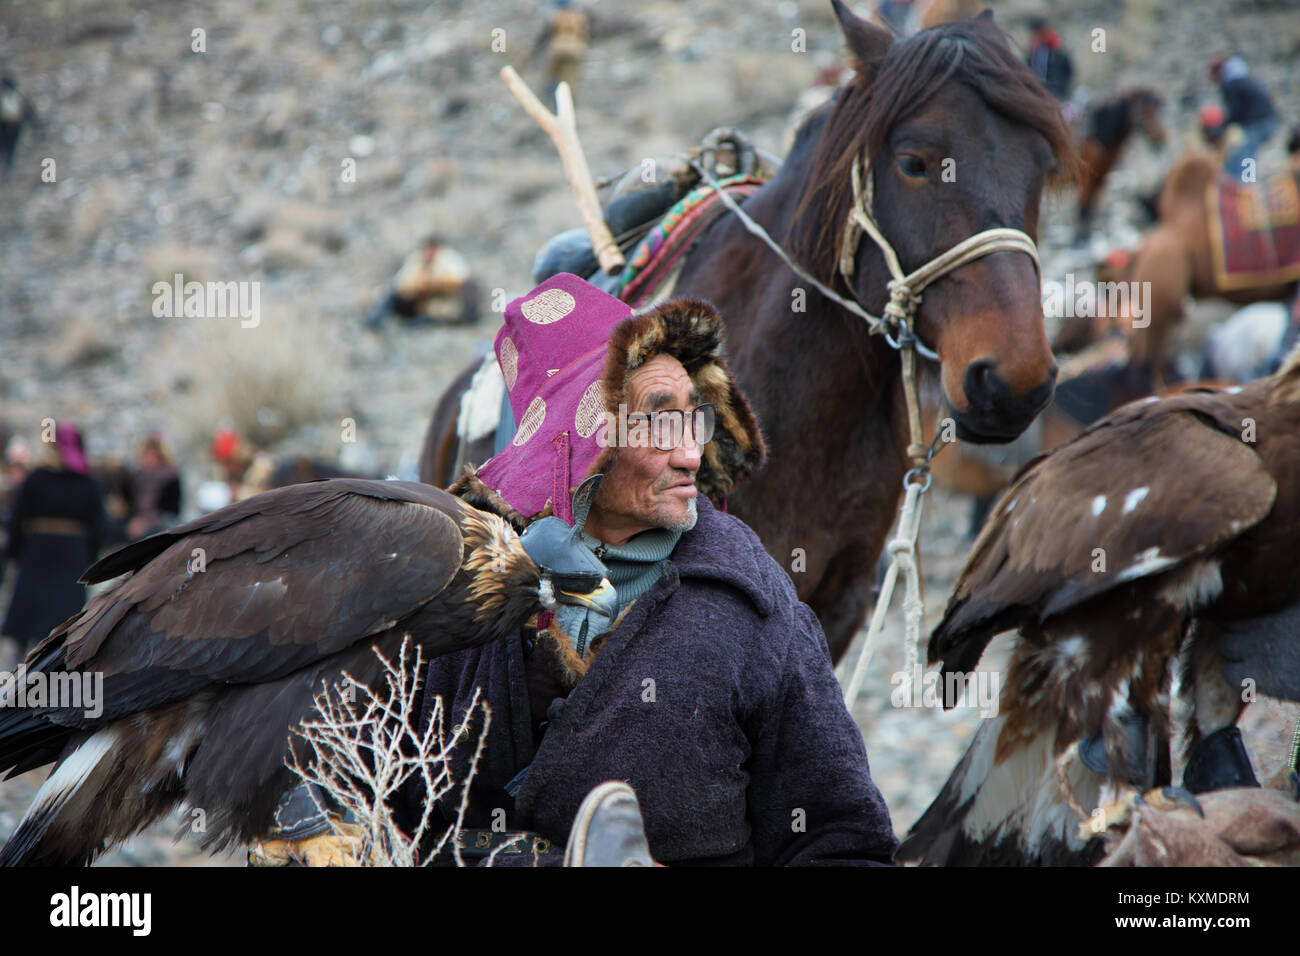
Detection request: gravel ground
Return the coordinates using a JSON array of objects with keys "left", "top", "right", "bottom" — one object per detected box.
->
[{"left": 0, "top": 0, "right": 1296, "bottom": 864}]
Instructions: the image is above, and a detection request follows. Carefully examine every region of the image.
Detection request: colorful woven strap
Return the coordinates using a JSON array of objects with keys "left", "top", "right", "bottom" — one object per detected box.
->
[{"left": 617, "top": 174, "right": 766, "bottom": 305}]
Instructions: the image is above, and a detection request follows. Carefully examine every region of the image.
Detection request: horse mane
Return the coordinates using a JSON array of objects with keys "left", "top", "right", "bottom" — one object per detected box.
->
[{"left": 789, "top": 15, "right": 1078, "bottom": 283}]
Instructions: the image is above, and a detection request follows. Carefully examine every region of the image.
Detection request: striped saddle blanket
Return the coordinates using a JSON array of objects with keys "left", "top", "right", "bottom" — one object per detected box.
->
[{"left": 1208, "top": 172, "right": 1300, "bottom": 290}]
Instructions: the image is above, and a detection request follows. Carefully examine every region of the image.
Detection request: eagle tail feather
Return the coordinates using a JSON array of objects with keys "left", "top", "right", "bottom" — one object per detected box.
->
[
  {"left": 0, "top": 728, "right": 146, "bottom": 866},
  {"left": 896, "top": 715, "right": 1108, "bottom": 865}
]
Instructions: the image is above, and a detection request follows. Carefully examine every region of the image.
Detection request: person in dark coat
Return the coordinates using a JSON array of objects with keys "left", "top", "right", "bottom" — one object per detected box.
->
[
  {"left": 1026, "top": 18, "right": 1073, "bottom": 103},
  {"left": 1212, "top": 55, "right": 1281, "bottom": 176},
  {"left": 1, "top": 422, "right": 103, "bottom": 650},
  {"left": 123, "top": 433, "right": 181, "bottom": 541},
  {"left": 394, "top": 275, "right": 898, "bottom": 865}
]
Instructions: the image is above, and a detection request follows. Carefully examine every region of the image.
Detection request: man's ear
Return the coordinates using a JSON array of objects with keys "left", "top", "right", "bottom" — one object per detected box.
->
[{"left": 831, "top": 0, "right": 892, "bottom": 76}]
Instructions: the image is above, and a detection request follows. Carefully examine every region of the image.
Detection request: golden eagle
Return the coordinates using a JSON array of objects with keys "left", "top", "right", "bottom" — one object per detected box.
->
[
  {"left": 898, "top": 349, "right": 1300, "bottom": 865},
  {"left": 0, "top": 479, "right": 614, "bottom": 866}
]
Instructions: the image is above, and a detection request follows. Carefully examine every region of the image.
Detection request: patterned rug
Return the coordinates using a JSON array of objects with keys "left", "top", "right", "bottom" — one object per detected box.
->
[{"left": 1207, "top": 171, "right": 1300, "bottom": 291}]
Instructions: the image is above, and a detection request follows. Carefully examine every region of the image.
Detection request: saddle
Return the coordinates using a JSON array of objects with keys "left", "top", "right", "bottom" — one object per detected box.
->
[
  {"left": 531, "top": 127, "right": 780, "bottom": 289},
  {"left": 1208, "top": 170, "right": 1300, "bottom": 290}
]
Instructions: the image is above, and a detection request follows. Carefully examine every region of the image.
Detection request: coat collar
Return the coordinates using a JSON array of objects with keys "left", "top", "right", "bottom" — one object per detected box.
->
[{"left": 667, "top": 496, "right": 774, "bottom": 618}]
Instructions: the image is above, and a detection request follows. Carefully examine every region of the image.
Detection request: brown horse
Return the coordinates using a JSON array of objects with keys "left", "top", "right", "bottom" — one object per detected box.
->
[
  {"left": 1075, "top": 88, "right": 1165, "bottom": 243},
  {"left": 421, "top": 6, "right": 1075, "bottom": 663}
]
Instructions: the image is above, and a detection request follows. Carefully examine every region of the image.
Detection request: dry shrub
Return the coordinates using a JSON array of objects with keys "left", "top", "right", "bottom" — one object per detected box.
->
[
  {"left": 179, "top": 308, "right": 342, "bottom": 448},
  {"left": 286, "top": 637, "right": 504, "bottom": 867}
]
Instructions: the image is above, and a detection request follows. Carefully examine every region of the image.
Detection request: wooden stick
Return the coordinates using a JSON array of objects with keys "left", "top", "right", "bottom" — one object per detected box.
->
[{"left": 500, "top": 66, "right": 625, "bottom": 275}]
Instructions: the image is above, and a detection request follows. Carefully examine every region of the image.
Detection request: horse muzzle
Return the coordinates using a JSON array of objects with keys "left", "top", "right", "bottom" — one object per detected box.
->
[{"left": 951, "top": 358, "right": 1057, "bottom": 443}]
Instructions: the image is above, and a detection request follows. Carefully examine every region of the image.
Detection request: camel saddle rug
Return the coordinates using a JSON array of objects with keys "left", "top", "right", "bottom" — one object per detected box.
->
[{"left": 1207, "top": 172, "right": 1300, "bottom": 291}]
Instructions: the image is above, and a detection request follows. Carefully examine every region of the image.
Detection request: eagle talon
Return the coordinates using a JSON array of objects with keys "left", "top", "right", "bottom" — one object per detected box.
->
[{"left": 1140, "top": 785, "right": 1205, "bottom": 817}]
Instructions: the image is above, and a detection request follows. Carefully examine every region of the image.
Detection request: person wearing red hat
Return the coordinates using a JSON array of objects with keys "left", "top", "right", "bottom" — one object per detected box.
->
[
  {"left": 2, "top": 422, "right": 104, "bottom": 650},
  {"left": 1026, "top": 17, "right": 1073, "bottom": 103},
  {"left": 1200, "top": 103, "right": 1227, "bottom": 145},
  {"left": 386, "top": 274, "right": 898, "bottom": 865}
]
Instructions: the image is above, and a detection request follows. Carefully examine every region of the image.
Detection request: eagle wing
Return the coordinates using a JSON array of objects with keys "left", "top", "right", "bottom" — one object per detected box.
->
[
  {"left": 931, "top": 388, "right": 1277, "bottom": 675},
  {"left": 24, "top": 479, "right": 467, "bottom": 725}
]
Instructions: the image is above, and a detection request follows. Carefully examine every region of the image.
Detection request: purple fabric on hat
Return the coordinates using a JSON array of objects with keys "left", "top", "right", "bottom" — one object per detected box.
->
[{"left": 477, "top": 274, "right": 633, "bottom": 523}]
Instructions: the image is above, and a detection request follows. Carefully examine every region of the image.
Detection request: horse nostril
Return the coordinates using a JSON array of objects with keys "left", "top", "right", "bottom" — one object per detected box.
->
[{"left": 963, "top": 358, "right": 997, "bottom": 407}]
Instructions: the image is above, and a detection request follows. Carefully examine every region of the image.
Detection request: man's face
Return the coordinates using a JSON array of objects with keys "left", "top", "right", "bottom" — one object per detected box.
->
[{"left": 585, "top": 353, "right": 703, "bottom": 546}]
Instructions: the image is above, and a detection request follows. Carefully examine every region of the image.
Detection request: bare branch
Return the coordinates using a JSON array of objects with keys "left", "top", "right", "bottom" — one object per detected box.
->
[{"left": 286, "top": 635, "right": 491, "bottom": 866}]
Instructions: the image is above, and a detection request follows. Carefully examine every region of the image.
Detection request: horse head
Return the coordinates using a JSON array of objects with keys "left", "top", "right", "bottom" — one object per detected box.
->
[
  {"left": 1130, "top": 88, "right": 1167, "bottom": 147},
  {"left": 802, "top": 4, "right": 1078, "bottom": 444}
]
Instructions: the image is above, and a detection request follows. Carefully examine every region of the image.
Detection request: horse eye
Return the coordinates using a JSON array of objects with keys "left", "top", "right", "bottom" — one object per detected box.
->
[{"left": 897, "top": 154, "right": 927, "bottom": 179}]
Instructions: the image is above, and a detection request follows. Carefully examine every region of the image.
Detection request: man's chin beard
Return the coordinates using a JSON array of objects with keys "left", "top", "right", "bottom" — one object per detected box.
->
[{"left": 661, "top": 495, "right": 698, "bottom": 532}]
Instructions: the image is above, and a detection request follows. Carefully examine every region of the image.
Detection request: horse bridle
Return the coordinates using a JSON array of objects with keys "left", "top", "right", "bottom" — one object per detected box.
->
[
  {"left": 836, "top": 153, "right": 1042, "bottom": 469},
  {"left": 693, "top": 152, "right": 1042, "bottom": 471}
]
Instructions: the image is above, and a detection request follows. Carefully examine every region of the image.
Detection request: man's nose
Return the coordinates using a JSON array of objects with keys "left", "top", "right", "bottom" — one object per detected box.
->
[{"left": 672, "top": 431, "right": 703, "bottom": 468}]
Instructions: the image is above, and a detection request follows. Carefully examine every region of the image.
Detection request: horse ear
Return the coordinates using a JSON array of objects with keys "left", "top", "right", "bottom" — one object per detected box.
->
[
  {"left": 831, "top": 0, "right": 891, "bottom": 72},
  {"left": 977, "top": 7, "right": 994, "bottom": 20}
]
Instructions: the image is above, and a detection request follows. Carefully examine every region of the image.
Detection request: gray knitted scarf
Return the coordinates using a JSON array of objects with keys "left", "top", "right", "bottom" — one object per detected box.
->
[
  {"left": 555, "top": 481, "right": 681, "bottom": 655},
  {"left": 552, "top": 528, "right": 679, "bottom": 657},
  {"left": 580, "top": 527, "right": 680, "bottom": 618}
]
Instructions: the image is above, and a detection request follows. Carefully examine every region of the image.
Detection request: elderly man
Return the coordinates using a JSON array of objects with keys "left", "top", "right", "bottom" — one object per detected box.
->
[{"left": 395, "top": 273, "right": 896, "bottom": 866}]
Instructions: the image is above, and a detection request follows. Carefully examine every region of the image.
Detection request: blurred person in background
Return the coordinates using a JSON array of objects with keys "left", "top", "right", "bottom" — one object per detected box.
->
[
  {"left": 1026, "top": 17, "right": 1073, "bottom": 103},
  {"left": 124, "top": 432, "right": 181, "bottom": 540},
  {"left": 538, "top": 0, "right": 590, "bottom": 102},
  {"left": 1, "top": 422, "right": 103, "bottom": 651},
  {"left": 0, "top": 73, "right": 36, "bottom": 180},
  {"left": 197, "top": 428, "right": 275, "bottom": 512},
  {"left": 875, "top": 0, "right": 918, "bottom": 36},
  {"left": 1, "top": 436, "right": 31, "bottom": 533},
  {"left": 1212, "top": 55, "right": 1281, "bottom": 177},
  {"left": 0, "top": 436, "right": 32, "bottom": 617},
  {"left": 364, "top": 236, "right": 480, "bottom": 330}
]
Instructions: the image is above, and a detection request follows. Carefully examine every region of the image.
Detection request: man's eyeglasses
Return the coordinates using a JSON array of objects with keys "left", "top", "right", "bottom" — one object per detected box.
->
[{"left": 626, "top": 403, "right": 717, "bottom": 452}]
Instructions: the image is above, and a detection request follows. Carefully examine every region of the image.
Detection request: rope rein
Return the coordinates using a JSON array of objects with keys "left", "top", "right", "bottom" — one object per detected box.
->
[{"left": 693, "top": 150, "right": 1044, "bottom": 705}]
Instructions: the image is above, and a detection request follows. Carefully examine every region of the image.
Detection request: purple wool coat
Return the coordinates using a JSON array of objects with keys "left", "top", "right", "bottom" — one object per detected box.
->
[{"left": 409, "top": 497, "right": 897, "bottom": 866}]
